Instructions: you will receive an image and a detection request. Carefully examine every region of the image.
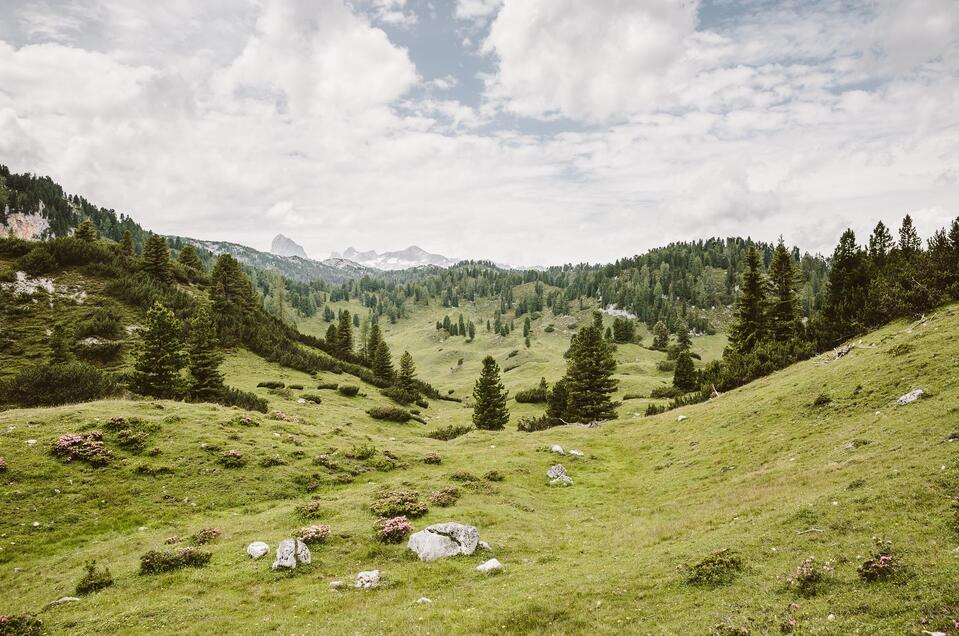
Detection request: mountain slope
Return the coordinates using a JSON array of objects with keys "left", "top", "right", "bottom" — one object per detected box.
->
[
  {"left": 332, "top": 245, "right": 459, "bottom": 270},
  {"left": 1, "top": 304, "right": 957, "bottom": 634}
]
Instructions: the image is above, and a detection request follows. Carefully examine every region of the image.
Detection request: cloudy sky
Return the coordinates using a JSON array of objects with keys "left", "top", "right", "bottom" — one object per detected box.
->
[{"left": 1, "top": 0, "right": 957, "bottom": 265}]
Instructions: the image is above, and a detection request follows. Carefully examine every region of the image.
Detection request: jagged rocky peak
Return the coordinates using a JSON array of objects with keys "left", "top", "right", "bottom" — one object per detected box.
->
[
  {"left": 271, "top": 233, "right": 307, "bottom": 259},
  {"left": 330, "top": 245, "right": 458, "bottom": 270}
]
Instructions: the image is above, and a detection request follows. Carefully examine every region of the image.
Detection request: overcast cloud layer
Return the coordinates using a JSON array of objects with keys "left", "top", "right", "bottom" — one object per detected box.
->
[{"left": 1, "top": 0, "right": 957, "bottom": 265}]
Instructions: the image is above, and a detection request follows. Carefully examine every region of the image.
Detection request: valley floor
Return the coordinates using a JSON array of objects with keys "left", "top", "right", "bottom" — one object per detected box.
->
[{"left": 1, "top": 306, "right": 958, "bottom": 634}]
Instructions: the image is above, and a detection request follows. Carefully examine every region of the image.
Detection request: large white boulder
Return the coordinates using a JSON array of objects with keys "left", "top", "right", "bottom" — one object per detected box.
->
[
  {"left": 355, "top": 570, "right": 381, "bottom": 588},
  {"left": 246, "top": 541, "right": 269, "bottom": 559},
  {"left": 407, "top": 522, "right": 479, "bottom": 561},
  {"left": 272, "top": 539, "right": 311, "bottom": 570},
  {"left": 896, "top": 389, "right": 924, "bottom": 405},
  {"left": 550, "top": 444, "right": 565, "bottom": 455}
]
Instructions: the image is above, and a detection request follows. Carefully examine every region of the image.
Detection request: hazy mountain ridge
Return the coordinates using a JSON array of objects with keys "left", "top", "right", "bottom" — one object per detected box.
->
[
  {"left": 271, "top": 233, "right": 307, "bottom": 259},
  {"left": 331, "top": 245, "right": 460, "bottom": 270}
]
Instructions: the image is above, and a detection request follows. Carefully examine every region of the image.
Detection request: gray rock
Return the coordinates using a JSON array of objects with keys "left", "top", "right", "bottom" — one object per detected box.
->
[
  {"left": 407, "top": 522, "right": 479, "bottom": 561},
  {"left": 416, "top": 597, "right": 433, "bottom": 604},
  {"left": 246, "top": 541, "right": 269, "bottom": 559},
  {"left": 897, "top": 388, "right": 924, "bottom": 405},
  {"left": 272, "top": 538, "right": 311, "bottom": 570},
  {"left": 476, "top": 558, "right": 503, "bottom": 573},
  {"left": 329, "top": 580, "right": 345, "bottom": 589},
  {"left": 549, "top": 475, "right": 573, "bottom": 487},
  {"left": 569, "top": 449, "right": 584, "bottom": 457},
  {"left": 478, "top": 540, "right": 492, "bottom": 551},
  {"left": 48, "top": 597, "right": 81, "bottom": 607},
  {"left": 547, "top": 464, "right": 568, "bottom": 480},
  {"left": 677, "top": 415, "right": 688, "bottom": 421},
  {"left": 550, "top": 444, "right": 565, "bottom": 455},
  {"left": 295, "top": 538, "right": 311, "bottom": 565},
  {"left": 355, "top": 570, "right": 381, "bottom": 588}
]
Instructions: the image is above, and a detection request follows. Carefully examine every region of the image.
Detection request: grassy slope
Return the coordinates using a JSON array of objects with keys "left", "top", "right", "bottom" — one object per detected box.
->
[{"left": 1, "top": 293, "right": 958, "bottom": 633}]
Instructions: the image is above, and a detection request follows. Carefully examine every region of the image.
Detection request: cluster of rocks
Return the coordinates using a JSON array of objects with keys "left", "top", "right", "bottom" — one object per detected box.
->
[
  {"left": 547, "top": 464, "right": 573, "bottom": 486},
  {"left": 550, "top": 444, "right": 584, "bottom": 457}
]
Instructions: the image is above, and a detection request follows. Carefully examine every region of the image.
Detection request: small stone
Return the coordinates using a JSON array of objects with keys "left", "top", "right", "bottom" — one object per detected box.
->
[
  {"left": 389, "top": 437, "right": 396, "bottom": 441},
  {"left": 547, "top": 464, "right": 568, "bottom": 480},
  {"left": 677, "top": 415, "right": 687, "bottom": 421},
  {"left": 407, "top": 522, "right": 479, "bottom": 561},
  {"left": 478, "top": 540, "right": 492, "bottom": 551},
  {"left": 32, "top": 522, "right": 40, "bottom": 528},
  {"left": 549, "top": 475, "right": 573, "bottom": 487},
  {"left": 49, "top": 596, "right": 81, "bottom": 606},
  {"left": 246, "top": 541, "right": 269, "bottom": 559},
  {"left": 329, "top": 580, "right": 345, "bottom": 589},
  {"left": 355, "top": 570, "right": 381, "bottom": 588},
  {"left": 569, "top": 449, "right": 584, "bottom": 457},
  {"left": 476, "top": 558, "right": 503, "bottom": 573},
  {"left": 294, "top": 539, "right": 311, "bottom": 565},
  {"left": 550, "top": 444, "right": 565, "bottom": 455},
  {"left": 827, "top": 614, "right": 835, "bottom": 621},
  {"left": 272, "top": 539, "right": 309, "bottom": 570},
  {"left": 416, "top": 597, "right": 433, "bottom": 604},
  {"left": 25, "top": 439, "right": 37, "bottom": 446},
  {"left": 297, "top": 398, "right": 306, "bottom": 404},
  {"left": 138, "top": 526, "right": 147, "bottom": 532}
]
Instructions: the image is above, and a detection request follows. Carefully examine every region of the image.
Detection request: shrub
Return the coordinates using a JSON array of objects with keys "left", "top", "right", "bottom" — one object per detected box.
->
[
  {"left": 0, "top": 362, "right": 120, "bottom": 407},
  {"left": 300, "top": 393, "right": 323, "bottom": 404},
  {"left": 484, "top": 470, "right": 504, "bottom": 482},
  {"left": 75, "top": 561, "right": 114, "bottom": 595},
  {"left": 190, "top": 527, "right": 221, "bottom": 545},
  {"left": 0, "top": 457, "right": 7, "bottom": 473},
  {"left": 297, "top": 498, "right": 325, "bottom": 518},
  {"left": 449, "top": 470, "right": 479, "bottom": 483},
  {"left": 544, "top": 325, "right": 555, "bottom": 333},
  {"left": 288, "top": 383, "right": 304, "bottom": 390},
  {"left": 225, "top": 414, "right": 259, "bottom": 427},
  {"left": 74, "top": 339, "right": 124, "bottom": 363},
  {"left": 656, "top": 360, "right": 676, "bottom": 372},
  {"left": 515, "top": 378, "right": 549, "bottom": 403},
  {"left": 139, "top": 547, "right": 211, "bottom": 574},
  {"left": 858, "top": 537, "right": 898, "bottom": 582},
  {"left": 338, "top": 385, "right": 360, "bottom": 397},
  {"left": 74, "top": 307, "right": 124, "bottom": 339},
  {"left": 218, "top": 387, "right": 268, "bottom": 413},
  {"left": 295, "top": 524, "right": 331, "bottom": 545},
  {"left": 650, "top": 385, "right": 682, "bottom": 399},
  {"left": 426, "top": 424, "right": 473, "bottom": 440},
  {"left": 429, "top": 487, "right": 460, "bottom": 507},
  {"left": 423, "top": 453, "right": 442, "bottom": 465},
  {"left": 812, "top": 393, "right": 832, "bottom": 407},
  {"left": 785, "top": 557, "right": 833, "bottom": 596},
  {"left": 685, "top": 548, "right": 744, "bottom": 586},
  {"left": 115, "top": 428, "right": 148, "bottom": 453},
  {"left": 367, "top": 406, "right": 411, "bottom": 423},
  {"left": 316, "top": 381, "right": 339, "bottom": 390},
  {"left": 259, "top": 454, "right": 287, "bottom": 467},
  {"left": 0, "top": 614, "right": 44, "bottom": 636},
  {"left": 312, "top": 454, "right": 339, "bottom": 470},
  {"left": 370, "top": 490, "right": 428, "bottom": 518},
  {"left": 344, "top": 443, "right": 376, "bottom": 460},
  {"left": 17, "top": 246, "right": 56, "bottom": 274},
  {"left": 381, "top": 385, "right": 417, "bottom": 406},
  {"left": 516, "top": 415, "right": 562, "bottom": 432},
  {"left": 375, "top": 516, "right": 413, "bottom": 543},
  {"left": 51, "top": 432, "right": 112, "bottom": 467},
  {"left": 257, "top": 381, "right": 285, "bottom": 389},
  {"left": 218, "top": 449, "right": 246, "bottom": 468}
]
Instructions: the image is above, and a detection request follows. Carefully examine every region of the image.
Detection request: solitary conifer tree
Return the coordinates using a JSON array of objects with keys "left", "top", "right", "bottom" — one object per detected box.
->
[
  {"left": 767, "top": 240, "right": 801, "bottom": 343},
  {"left": 187, "top": 300, "right": 224, "bottom": 401},
  {"left": 472, "top": 355, "right": 509, "bottom": 430},
  {"left": 676, "top": 321, "right": 692, "bottom": 351},
  {"left": 563, "top": 324, "right": 619, "bottom": 422},
  {"left": 366, "top": 322, "right": 383, "bottom": 365},
  {"left": 132, "top": 302, "right": 186, "bottom": 399},
  {"left": 372, "top": 339, "right": 394, "bottom": 382},
  {"left": 337, "top": 310, "right": 353, "bottom": 356},
  {"left": 74, "top": 218, "right": 97, "bottom": 242},
  {"left": 673, "top": 350, "right": 697, "bottom": 392},
  {"left": 397, "top": 351, "right": 417, "bottom": 395},
  {"left": 119, "top": 230, "right": 135, "bottom": 257},
  {"left": 48, "top": 324, "right": 71, "bottom": 363},
  {"left": 143, "top": 234, "right": 174, "bottom": 284},
  {"left": 652, "top": 321, "right": 669, "bottom": 350},
  {"left": 729, "top": 245, "right": 766, "bottom": 353}
]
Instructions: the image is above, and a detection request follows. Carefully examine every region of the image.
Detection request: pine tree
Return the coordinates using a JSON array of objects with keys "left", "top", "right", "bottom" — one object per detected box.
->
[
  {"left": 673, "top": 350, "right": 698, "bottom": 392},
  {"left": 867, "top": 221, "right": 894, "bottom": 266},
  {"left": 397, "top": 351, "right": 417, "bottom": 395},
  {"left": 132, "top": 302, "right": 186, "bottom": 399},
  {"left": 467, "top": 321, "right": 476, "bottom": 341},
  {"left": 523, "top": 316, "right": 531, "bottom": 338},
  {"left": 898, "top": 214, "right": 921, "bottom": 258},
  {"left": 366, "top": 322, "right": 384, "bottom": 364},
  {"left": 49, "top": 324, "right": 71, "bottom": 363},
  {"left": 187, "top": 300, "right": 224, "bottom": 401},
  {"left": 74, "top": 218, "right": 97, "bottom": 242},
  {"left": 119, "top": 230, "right": 135, "bottom": 257},
  {"left": 143, "top": 234, "right": 174, "bottom": 284},
  {"left": 270, "top": 272, "right": 287, "bottom": 324},
  {"left": 767, "top": 239, "right": 801, "bottom": 342},
  {"left": 823, "top": 229, "right": 869, "bottom": 340},
  {"left": 458, "top": 314, "right": 466, "bottom": 336},
  {"left": 472, "top": 355, "right": 509, "bottom": 430},
  {"left": 372, "top": 339, "right": 394, "bottom": 382},
  {"left": 676, "top": 321, "right": 692, "bottom": 351},
  {"left": 563, "top": 323, "right": 619, "bottom": 422},
  {"left": 210, "top": 254, "right": 255, "bottom": 312},
  {"left": 652, "top": 321, "right": 669, "bottom": 350},
  {"left": 177, "top": 244, "right": 203, "bottom": 271},
  {"left": 729, "top": 245, "right": 766, "bottom": 353},
  {"left": 546, "top": 378, "right": 570, "bottom": 420}
]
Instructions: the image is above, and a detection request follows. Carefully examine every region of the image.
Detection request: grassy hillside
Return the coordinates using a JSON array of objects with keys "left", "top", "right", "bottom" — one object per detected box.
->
[{"left": 2, "top": 291, "right": 958, "bottom": 633}]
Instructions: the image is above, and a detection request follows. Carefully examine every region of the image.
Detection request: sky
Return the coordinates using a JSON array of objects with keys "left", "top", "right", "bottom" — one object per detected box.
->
[{"left": 0, "top": 0, "right": 957, "bottom": 266}]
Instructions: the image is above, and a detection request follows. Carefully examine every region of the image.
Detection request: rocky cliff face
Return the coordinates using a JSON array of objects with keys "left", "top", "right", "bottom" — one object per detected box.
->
[
  {"left": 271, "top": 234, "right": 308, "bottom": 259},
  {"left": 0, "top": 207, "right": 50, "bottom": 240}
]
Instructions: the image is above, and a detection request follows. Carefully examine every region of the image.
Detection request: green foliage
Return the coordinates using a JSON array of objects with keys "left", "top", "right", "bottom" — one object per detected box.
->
[
  {"left": 649, "top": 385, "right": 682, "bottom": 399},
  {"left": 0, "top": 613, "right": 44, "bottom": 636},
  {"left": 0, "top": 362, "right": 119, "bottom": 407},
  {"left": 76, "top": 561, "right": 114, "bottom": 595},
  {"left": 177, "top": 244, "right": 203, "bottom": 271},
  {"left": 369, "top": 490, "right": 428, "bottom": 518},
  {"left": 138, "top": 547, "right": 212, "bottom": 575},
  {"left": 142, "top": 234, "right": 173, "bottom": 284},
  {"left": 651, "top": 321, "right": 669, "bottom": 350},
  {"left": 371, "top": 339, "right": 394, "bottom": 383},
  {"left": 187, "top": 301, "right": 225, "bottom": 401},
  {"left": 257, "top": 381, "right": 285, "bottom": 389},
  {"left": 472, "top": 356, "right": 509, "bottom": 430},
  {"left": 131, "top": 302, "right": 186, "bottom": 399},
  {"left": 561, "top": 324, "right": 619, "bottom": 422},
  {"left": 515, "top": 377, "right": 549, "bottom": 403},
  {"left": 397, "top": 350, "right": 417, "bottom": 395},
  {"left": 545, "top": 379, "right": 569, "bottom": 421},
  {"left": 672, "top": 350, "right": 698, "bottom": 392},
  {"left": 367, "top": 406, "right": 411, "bottom": 422},
  {"left": 729, "top": 246, "right": 766, "bottom": 353},
  {"left": 338, "top": 384, "right": 360, "bottom": 397},
  {"left": 516, "top": 415, "right": 562, "bottom": 432},
  {"left": 74, "top": 218, "right": 98, "bottom": 242},
  {"left": 685, "top": 549, "right": 744, "bottom": 586},
  {"left": 426, "top": 424, "right": 473, "bottom": 440}
]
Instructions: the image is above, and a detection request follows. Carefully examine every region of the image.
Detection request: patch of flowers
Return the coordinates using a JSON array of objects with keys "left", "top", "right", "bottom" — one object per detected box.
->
[
  {"left": 297, "top": 498, "right": 325, "bottom": 518},
  {"left": 429, "top": 487, "right": 460, "bottom": 507},
  {"left": 190, "top": 527, "right": 221, "bottom": 545},
  {"left": 370, "top": 490, "right": 428, "bottom": 518},
  {"left": 0, "top": 614, "right": 44, "bottom": 636},
  {"left": 139, "top": 547, "right": 212, "bottom": 574},
  {"left": 295, "top": 524, "right": 331, "bottom": 545},
  {"left": 51, "top": 431, "right": 112, "bottom": 467},
  {"left": 75, "top": 561, "right": 114, "bottom": 595},
  {"left": 226, "top": 414, "right": 259, "bottom": 427},
  {"left": 115, "top": 428, "right": 148, "bottom": 453},
  {"left": 375, "top": 516, "right": 413, "bottom": 543},
  {"left": 785, "top": 557, "right": 833, "bottom": 596},
  {"left": 422, "top": 453, "right": 442, "bottom": 465},
  {"left": 259, "top": 454, "right": 287, "bottom": 468},
  {"left": 857, "top": 537, "right": 898, "bottom": 582},
  {"left": 218, "top": 449, "right": 246, "bottom": 468}
]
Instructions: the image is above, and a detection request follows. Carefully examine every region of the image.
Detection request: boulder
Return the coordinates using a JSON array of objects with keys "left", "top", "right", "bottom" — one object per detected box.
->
[
  {"left": 246, "top": 541, "right": 269, "bottom": 559},
  {"left": 476, "top": 558, "right": 503, "bottom": 573},
  {"left": 407, "top": 522, "right": 479, "bottom": 561},
  {"left": 896, "top": 389, "right": 924, "bottom": 405},
  {"left": 549, "top": 475, "right": 573, "bottom": 487},
  {"left": 677, "top": 415, "right": 687, "bottom": 422},
  {"left": 355, "top": 570, "right": 381, "bottom": 588},
  {"left": 547, "top": 464, "right": 568, "bottom": 479},
  {"left": 550, "top": 444, "right": 565, "bottom": 455},
  {"left": 272, "top": 538, "right": 311, "bottom": 570}
]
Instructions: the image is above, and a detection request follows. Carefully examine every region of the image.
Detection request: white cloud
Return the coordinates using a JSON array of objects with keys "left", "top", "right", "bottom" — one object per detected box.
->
[{"left": 455, "top": 0, "right": 503, "bottom": 23}]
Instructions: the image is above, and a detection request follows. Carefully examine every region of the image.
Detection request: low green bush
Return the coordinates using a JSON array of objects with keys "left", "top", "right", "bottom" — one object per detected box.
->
[
  {"left": 426, "top": 424, "right": 473, "bottom": 440},
  {"left": 369, "top": 490, "right": 428, "bottom": 518},
  {"left": 316, "top": 381, "right": 339, "bottom": 390},
  {"left": 338, "top": 385, "right": 360, "bottom": 397},
  {"left": 685, "top": 549, "right": 744, "bottom": 586},
  {"left": 516, "top": 416, "right": 561, "bottom": 432},
  {"left": 76, "top": 561, "right": 114, "bottom": 595},
  {"left": 0, "top": 362, "right": 120, "bottom": 407},
  {"left": 139, "top": 547, "right": 211, "bottom": 574},
  {"left": 367, "top": 406, "right": 411, "bottom": 422},
  {"left": 256, "top": 381, "right": 285, "bottom": 389}
]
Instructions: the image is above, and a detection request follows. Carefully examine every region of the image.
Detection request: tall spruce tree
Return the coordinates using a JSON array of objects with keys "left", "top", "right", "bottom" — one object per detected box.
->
[
  {"left": 49, "top": 324, "right": 71, "bottom": 363},
  {"left": 74, "top": 218, "right": 97, "bottom": 242},
  {"left": 767, "top": 239, "right": 801, "bottom": 343},
  {"left": 187, "top": 300, "right": 224, "bottom": 400},
  {"left": 132, "top": 302, "right": 186, "bottom": 399},
  {"left": 673, "top": 350, "right": 698, "bottom": 392},
  {"left": 210, "top": 254, "right": 255, "bottom": 311},
  {"left": 372, "top": 339, "right": 394, "bottom": 382},
  {"left": 729, "top": 245, "right": 766, "bottom": 353},
  {"left": 397, "top": 351, "right": 417, "bottom": 395},
  {"left": 336, "top": 310, "right": 353, "bottom": 356},
  {"left": 366, "top": 322, "right": 383, "bottom": 364},
  {"left": 676, "top": 321, "right": 692, "bottom": 351},
  {"left": 177, "top": 244, "right": 203, "bottom": 271},
  {"left": 652, "top": 320, "right": 669, "bottom": 350},
  {"left": 867, "top": 221, "right": 894, "bottom": 266},
  {"left": 119, "top": 230, "right": 135, "bottom": 257},
  {"left": 472, "top": 355, "right": 509, "bottom": 430},
  {"left": 563, "top": 323, "right": 619, "bottom": 422},
  {"left": 823, "top": 229, "right": 869, "bottom": 340},
  {"left": 898, "top": 214, "right": 921, "bottom": 258},
  {"left": 143, "top": 234, "right": 174, "bottom": 284}
]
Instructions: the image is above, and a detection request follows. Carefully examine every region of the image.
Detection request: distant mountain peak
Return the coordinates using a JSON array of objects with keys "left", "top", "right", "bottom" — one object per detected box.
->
[
  {"left": 330, "top": 245, "right": 458, "bottom": 271},
  {"left": 271, "top": 234, "right": 307, "bottom": 259}
]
